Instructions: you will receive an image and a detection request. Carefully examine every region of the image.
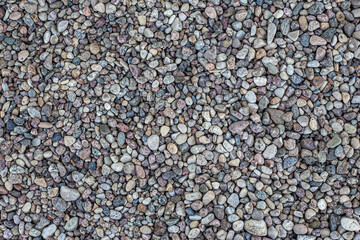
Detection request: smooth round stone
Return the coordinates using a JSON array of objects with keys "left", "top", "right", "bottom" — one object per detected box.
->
[
  {"left": 205, "top": 7, "right": 217, "bottom": 18},
  {"left": 100, "top": 124, "right": 111, "bottom": 134},
  {"left": 341, "top": 217, "right": 360, "bottom": 231},
  {"left": 245, "top": 91, "right": 257, "bottom": 103},
  {"left": 147, "top": 135, "right": 160, "bottom": 150},
  {"left": 60, "top": 186, "right": 80, "bottom": 201},
  {"left": 188, "top": 228, "right": 200, "bottom": 238},
  {"left": 57, "top": 20, "right": 69, "bottom": 33},
  {"left": 318, "top": 199, "right": 327, "bottom": 210},
  {"left": 6, "top": 120, "right": 16, "bottom": 131},
  {"left": 263, "top": 144, "right": 277, "bottom": 159},
  {"left": 52, "top": 197, "right": 67, "bottom": 211},
  {"left": 244, "top": 220, "right": 267, "bottom": 236},
  {"left": 64, "top": 217, "right": 79, "bottom": 231},
  {"left": 64, "top": 136, "right": 76, "bottom": 146},
  {"left": 293, "top": 224, "right": 307, "bottom": 235},
  {"left": 164, "top": 75, "right": 175, "bottom": 84},
  {"left": 42, "top": 224, "right": 57, "bottom": 239},
  {"left": 18, "top": 50, "right": 29, "bottom": 62},
  {"left": 254, "top": 77, "right": 267, "bottom": 86},
  {"left": 203, "top": 191, "right": 215, "bottom": 205},
  {"left": 233, "top": 220, "right": 244, "bottom": 231},
  {"left": 110, "top": 84, "right": 121, "bottom": 94}
]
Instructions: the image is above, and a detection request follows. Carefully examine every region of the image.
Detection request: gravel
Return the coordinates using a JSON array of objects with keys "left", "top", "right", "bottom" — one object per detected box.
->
[{"left": 0, "top": 0, "right": 360, "bottom": 239}]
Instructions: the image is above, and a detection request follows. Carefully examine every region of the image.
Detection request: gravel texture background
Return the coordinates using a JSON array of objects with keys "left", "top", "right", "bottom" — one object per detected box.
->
[{"left": 1, "top": 0, "right": 360, "bottom": 239}]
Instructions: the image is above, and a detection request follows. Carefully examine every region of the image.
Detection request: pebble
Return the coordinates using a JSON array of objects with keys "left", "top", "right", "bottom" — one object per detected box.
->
[
  {"left": 205, "top": 7, "right": 217, "bottom": 19},
  {"left": 147, "top": 135, "right": 160, "bottom": 151},
  {"left": 341, "top": 217, "right": 360, "bottom": 231},
  {"left": 294, "top": 224, "right": 308, "bottom": 235},
  {"left": 244, "top": 220, "right": 268, "bottom": 236},
  {"left": 52, "top": 197, "right": 67, "bottom": 211},
  {"left": 283, "top": 157, "right": 298, "bottom": 169},
  {"left": 64, "top": 217, "right": 79, "bottom": 231},
  {"left": 18, "top": 50, "right": 29, "bottom": 62},
  {"left": 60, "top": 186, "right": 80, "bottom": 201},
  {"left": 227, "top": 193, "right": 240, "bottom": 208},
  {"left": 42, "top": 224, "right": 57, "bottom": 239},
  {"left": 57, "top": 20, "right": 69, "bottom": 33},
  {"left": 64, "top": 136, "right": 76, "bottom": 146}
]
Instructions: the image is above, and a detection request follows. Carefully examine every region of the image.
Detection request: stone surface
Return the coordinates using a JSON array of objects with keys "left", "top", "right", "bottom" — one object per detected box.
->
[{"left": 0, "top": 0, "right": 359, "bottom": 239}]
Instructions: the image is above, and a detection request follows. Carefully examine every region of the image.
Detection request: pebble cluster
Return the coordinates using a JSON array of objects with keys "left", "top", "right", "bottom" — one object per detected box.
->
[{"left": 1, "top": 0, "right": 360, "bottom": 239}]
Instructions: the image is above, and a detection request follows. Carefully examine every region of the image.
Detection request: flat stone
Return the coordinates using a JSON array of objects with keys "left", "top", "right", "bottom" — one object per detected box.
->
[
  {"left": 267, "top": 23, "right": 276, "bottom": 44},
  {"left": 117, "top": 132, "right": 125, "bottom": 146},
  {"left": 185, "top": 192, "right": 202, "bottom": 201},
  {"left": 28, "top": 107, "right": 41, "bottom": 119},
  {"left": 188, "top": 228, "right": 200, "bottom": 238}
]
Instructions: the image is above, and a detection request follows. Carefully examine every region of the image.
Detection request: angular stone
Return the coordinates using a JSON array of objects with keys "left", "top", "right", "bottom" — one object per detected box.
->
[
  {"left": 267, "top": 109, "right": 284, "bottom": 124},
  {"left": 64, "top": 136, "right": 76, "bottom": 146}
]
